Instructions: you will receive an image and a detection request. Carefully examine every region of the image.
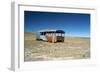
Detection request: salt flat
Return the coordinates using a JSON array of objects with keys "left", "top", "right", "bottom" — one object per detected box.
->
[{"left": 24, "top": 32, "right": 90, "bottom": 61}]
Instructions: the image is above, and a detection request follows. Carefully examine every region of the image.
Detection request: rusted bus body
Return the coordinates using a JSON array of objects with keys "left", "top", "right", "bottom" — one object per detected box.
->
[
  {"left": 45, "top": 30, "right": 65, "bottom": 42},
  {"left": 36, "top": 30, "right": 65, "bottom": 43},
  {"left": 46, "top": 36, "right": 64, "bottom": 43}
]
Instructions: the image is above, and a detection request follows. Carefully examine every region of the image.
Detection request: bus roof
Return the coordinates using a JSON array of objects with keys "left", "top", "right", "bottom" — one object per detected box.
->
[{"left": 38, "top": 30, "right": 65, "bottom": 33}]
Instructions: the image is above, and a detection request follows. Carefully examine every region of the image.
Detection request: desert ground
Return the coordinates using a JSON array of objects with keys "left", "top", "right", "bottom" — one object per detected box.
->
[{"left": 24, "top": 32, "right": 90, "bottom": 61}]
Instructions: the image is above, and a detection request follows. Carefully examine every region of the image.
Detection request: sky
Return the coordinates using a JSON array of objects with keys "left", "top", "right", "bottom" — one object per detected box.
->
[{"left": 24, "top": 11, "right": 90, "bottom": 37}]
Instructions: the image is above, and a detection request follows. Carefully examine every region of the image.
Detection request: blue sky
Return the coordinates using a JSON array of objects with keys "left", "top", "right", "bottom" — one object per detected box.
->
[{"left": 24, "top": 11, "right": 90, "bottom": 37}]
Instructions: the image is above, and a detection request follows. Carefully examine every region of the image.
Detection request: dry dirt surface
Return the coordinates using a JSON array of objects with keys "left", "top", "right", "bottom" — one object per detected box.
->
[{"left": 24, "top": 32, "right": 90, "bottom": 61}]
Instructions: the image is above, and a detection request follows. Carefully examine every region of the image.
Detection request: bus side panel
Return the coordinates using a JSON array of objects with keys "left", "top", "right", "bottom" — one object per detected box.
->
[
  {"left": 57, "top": 36, "right": 64, "bottom": 42},
  {"left": 46, "top": 36, "right": 57, "bottom": 42},
  {"left": 40, "top": 35, "right": 47, "bottom": 41}
]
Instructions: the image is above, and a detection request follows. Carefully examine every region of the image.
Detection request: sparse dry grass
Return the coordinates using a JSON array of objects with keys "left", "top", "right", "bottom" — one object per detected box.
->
[{"left": 24, "top": 32, "right": 90, "bottom": 61}]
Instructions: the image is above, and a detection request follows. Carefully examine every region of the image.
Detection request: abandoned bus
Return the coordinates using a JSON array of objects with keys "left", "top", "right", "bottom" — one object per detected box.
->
[{"left": 36, "top": 30, "right": 65, "bottom": 43}]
